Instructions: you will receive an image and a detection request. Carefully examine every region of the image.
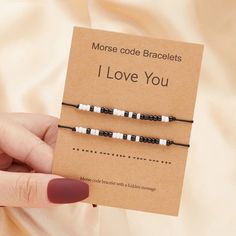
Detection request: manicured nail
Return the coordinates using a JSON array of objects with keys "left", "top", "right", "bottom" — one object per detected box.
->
[{"left": 47, "top": 178, "right": 89, "bottom": 204}]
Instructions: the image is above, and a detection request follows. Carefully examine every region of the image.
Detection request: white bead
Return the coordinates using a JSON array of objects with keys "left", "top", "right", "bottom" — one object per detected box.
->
[
  {"left": 80, "top": 127, "right": 84, "bottom": 133},
  {"left": 117, "top": 109, "right": 121, "bottom": 116},
  {"left": 75, "top": 126, "right": 80, "bottom": 132},
  {"left": 120, "top": 110, "right": 125, "bottom": 116},
  {"left": 159, "top": 139, "right": 167, "bottom": 145},
  {"left": 127, "top": 134, "right": 132, "bottom": 141},
  {"left": 95, "top": 129, "right": 99, "bottom": 136},
  {"left": 94, "top": 106, "right": 101, "bottom": 113},
  {"left": 118, "top": 110, "right": 123, "bottom": 116},
  {"left": 90, "top": 129, "right": 95, "bottom": 135},
  {"left": 135, "top": 136, "right": 140, "bottom": 142},
  {"left": 82, "top": 104, "right": 86, "bottom": 111},
  {"left": 113, "top": 109, "right": 118, "bottom": 116},
  {"left": 85, "top": 105, "right": 90, "bottom": 111},
  {"left": 112, "top": 132, "right": 117, "bottom": 138},
  {"left": 118, "top": 133, "right": 123, "bottom": 139},
  {"left": 82, "top": 128, "right": 87, "bottom": 134},
  {"left": 78, "top": 104, "right": 83, "bottom": 110},
  {"left": 161, "top": 116, "right": 169, "bottom": 122},
  {"left": 136, "top": 113, "right": 141, "bottom": 119},
  {"left": 128, "top": 112, "right": 133, "bottom": 118}
]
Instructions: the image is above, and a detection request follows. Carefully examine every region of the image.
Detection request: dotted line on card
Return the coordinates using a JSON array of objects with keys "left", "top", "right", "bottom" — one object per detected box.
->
[{"left": 72, "top": 147, "right": 171, "bottom": 165}]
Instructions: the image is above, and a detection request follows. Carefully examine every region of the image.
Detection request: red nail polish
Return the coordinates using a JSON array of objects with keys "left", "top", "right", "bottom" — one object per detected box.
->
[{"left": 47, "top": 178, "right": 89, "bottom": 204}]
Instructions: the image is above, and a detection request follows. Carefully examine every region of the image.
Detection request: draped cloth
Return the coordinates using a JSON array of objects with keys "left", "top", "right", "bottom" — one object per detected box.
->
[{"left": 0, "top": 1, "right": 235, "bottom": 235}]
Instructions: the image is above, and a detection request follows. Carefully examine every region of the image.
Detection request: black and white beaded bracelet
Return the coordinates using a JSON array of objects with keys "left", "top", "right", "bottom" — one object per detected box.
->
[
  {"left": 62, "top": 102, "right": 193, "bottom": 123},
  {"left": 58, "top": 125, "right": 190, "bottom": 147}
]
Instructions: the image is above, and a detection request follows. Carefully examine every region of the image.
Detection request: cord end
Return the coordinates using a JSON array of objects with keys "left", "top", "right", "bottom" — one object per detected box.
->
[
  {"left": 173, "top": 142, "right": 190, "bottom": 148},
  {"left": 58, "top": 124, "right": 74, "bottom": 131}
]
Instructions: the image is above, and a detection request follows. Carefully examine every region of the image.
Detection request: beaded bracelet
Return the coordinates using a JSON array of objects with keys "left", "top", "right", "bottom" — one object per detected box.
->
[
  {"left": 62, "top": 102, "right": 193, "bottom": 123},
  {"left": 58, "top": 125, "right": 190, "bottom": 147}
]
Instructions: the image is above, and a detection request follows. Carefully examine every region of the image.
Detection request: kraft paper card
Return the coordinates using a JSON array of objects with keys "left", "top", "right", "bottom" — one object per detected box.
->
[{"left": 52, "top": 27, "right": 203, "bottom": 216}]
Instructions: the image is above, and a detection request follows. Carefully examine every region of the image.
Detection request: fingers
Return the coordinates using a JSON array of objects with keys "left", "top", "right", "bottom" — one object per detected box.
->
[
  {"left": 0, "top": 171, "right": 89, "bottom": 207},
  {"left": 7, "top": 164, "right": 31, "bottom": 172},
  {"left": 0, "top": 153, "right": 12, "bottom": 170},
  {"left": 0, "top": 117, "right": 53, "bottom": 173},
  {"left": 0, "top": 112, "right": 58, "bottom": 139},
  {"left": 0, "top": 113, "right": 58, "bottom": 148}
]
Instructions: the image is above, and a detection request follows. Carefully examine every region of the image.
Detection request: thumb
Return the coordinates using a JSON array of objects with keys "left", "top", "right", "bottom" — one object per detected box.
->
[{"left": 0, "top": 171, "right": 89, "bottom": 207}]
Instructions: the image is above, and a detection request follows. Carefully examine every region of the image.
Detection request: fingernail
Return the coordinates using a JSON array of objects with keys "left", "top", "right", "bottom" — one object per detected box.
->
[{"left": 47, "top": 178, "right": 89, "bottom": 204}]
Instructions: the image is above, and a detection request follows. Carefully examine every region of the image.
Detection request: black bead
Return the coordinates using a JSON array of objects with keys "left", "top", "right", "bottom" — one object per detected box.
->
[
  {"left": 155, "top": 138, "right": 160, "bottom": 144},
  {"left": 108, "top": 131, "right": 113, "bottom": 137},
  {"left": 124, "top": 111, "right": 129, "bottom": 117},
  {"left": 123, "top": 134, "right": 127, "bottom": 140},
  {"left": 86, "top": 128, "right": 91, "bottom": 134},
  {"left": 131, "top": 135, "right": 136, "bottom": 141},
  {"left": 147, "top": 138, "right": 152, "bottom": 143},
  {"left": 153, "top": 115, "right": 158, "bottom": 121},
  {"left": 99, "top": 130, "right": 104, "bottom": 136},
  {"left": 72, "top": 127, "right": 76, "bottom": 131},
  {"left": 100, "top": 107, "right": 104, "bottom": 113},
  {"left": 167, "top": 140, "right": 174, "bottom": 146},
  {"left": 139, "top": 136, "right": 144, "bottom": 142},
  {"left": 149, "top": 115, "right": 154, "bottom": 120},
  {"left": 104, "top": 131, "right": 109, "bottom": 136},
  {"left": 132, "top": 113, "right": 137, "bottom": 119},
  {"left": 157, "top": 116, "right": 161, "bottom": 121},
  {"left": 143, "top": 137, "right": 147, "bottom": 142},
  {"left": 140, "top": 114, "right": 145, "bottom": 120},
  {"left": 151, "top": 138, "right": 155, "bottom": 144},
  {"left": 144, "top": 115, "right": 149, "bottom": 120},
  {"left": 169, "top": 116, "right": 176, "bottom": 122},
  {"left": 90, "top": 105, "right": 94, "bottom": 112},
  {"left": 109, "top": 108, "right": 113, "bottom": 114}
]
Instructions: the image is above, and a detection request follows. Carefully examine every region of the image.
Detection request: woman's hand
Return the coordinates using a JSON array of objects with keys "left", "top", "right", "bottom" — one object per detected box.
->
[{"left": 0, "top": 113, "right": 89, "bottom": 207}]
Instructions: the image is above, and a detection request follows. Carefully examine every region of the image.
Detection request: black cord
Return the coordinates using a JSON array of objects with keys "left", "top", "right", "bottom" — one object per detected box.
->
[
  {"left": 175, "top": 118, "right": 193, "bottom": 123},
  {"left": 58, "top": 124, "right": 74, "bottom": 130},
  {"left": 62, "top": 102, "right": 78, "bottom": 108},
  {"left": 173, "top": 142, "right": 190, "bottom": 147}
]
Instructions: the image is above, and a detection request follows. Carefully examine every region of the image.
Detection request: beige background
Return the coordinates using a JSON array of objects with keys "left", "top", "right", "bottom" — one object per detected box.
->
[{"left": 0, "top": 0, "right": 235, "bottom": 235}]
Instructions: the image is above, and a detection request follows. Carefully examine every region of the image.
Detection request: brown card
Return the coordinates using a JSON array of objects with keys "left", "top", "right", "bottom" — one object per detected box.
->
[{"left": 52, "top": 27, "right": 203, "bottom": 216}]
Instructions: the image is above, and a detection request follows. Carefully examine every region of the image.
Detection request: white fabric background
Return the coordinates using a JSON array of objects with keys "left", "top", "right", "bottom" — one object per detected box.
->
[{"left": 0, "top": 1, "right": 235, "bottom": 235}]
